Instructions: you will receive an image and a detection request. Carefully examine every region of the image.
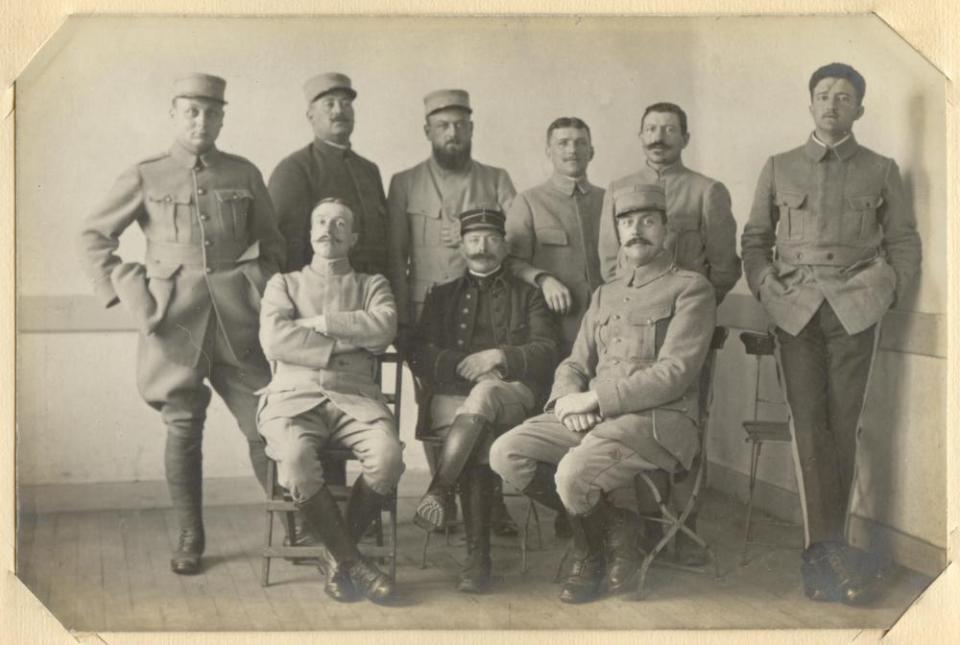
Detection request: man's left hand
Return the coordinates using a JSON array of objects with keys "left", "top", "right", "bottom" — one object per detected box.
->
[
  {"left": 554, "top": 390, "right": 600, "bottom": 421},
  {"left": 457, "top": 349, "right": 505, "bottom": 382}
]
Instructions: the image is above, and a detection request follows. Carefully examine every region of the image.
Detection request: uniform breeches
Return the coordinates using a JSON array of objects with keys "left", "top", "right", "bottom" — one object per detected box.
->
[
  {"left": 259, "top": 399, "right": 404, "bottom": 502},
  {"left": 427, "top": 379, "right": 536, "bottom": 465},
  {"left": 776, "top": 301, "right": 878, "bottom": 545},
  {"left": 490, "top": 413, "right": 664, "bottom": 515},
  {"left": 136, "top": 315, "right": 271, "bottom": 490}
]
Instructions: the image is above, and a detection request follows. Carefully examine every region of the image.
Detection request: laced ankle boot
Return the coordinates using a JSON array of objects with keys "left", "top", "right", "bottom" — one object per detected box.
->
[
  {"left": 604, "top": 506, "right": 641, "bottom": 594},
  {"left": 559, "top": 500, "right": 609, "bottom": 604}
]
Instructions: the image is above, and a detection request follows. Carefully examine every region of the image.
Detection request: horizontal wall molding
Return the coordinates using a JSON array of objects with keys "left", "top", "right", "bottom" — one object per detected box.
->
[
  {"left": 707, "top": 461, "right": 805, "bottom": 525},
  {"left": 17, "top": 293, "right": 948, "bottom": 358}
]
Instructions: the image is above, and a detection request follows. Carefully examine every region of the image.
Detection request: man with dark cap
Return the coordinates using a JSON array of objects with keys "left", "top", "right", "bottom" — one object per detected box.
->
[
  {"left": 491, "top": 184, "right": 716, "bottom": 604},
  {"left": 79, "top": 73, "right": 286, "bottom": 575},
  {"left": 407, "top": 206, "right": 559, "bottom": 593},
  {"left": 742, "top": 63, "right": 921, "bottom": 605},
  {"left": 387, "top": 88, "right": 520, "bottom": 536},
  {"left": 269, "top": 73, "right": 388, "bottom": 276},
  {"left": 258, "top": 199, "right": 402, "bottom": 605}
]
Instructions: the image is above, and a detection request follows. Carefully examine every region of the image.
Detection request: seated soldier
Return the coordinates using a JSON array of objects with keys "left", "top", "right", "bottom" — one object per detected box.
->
[
  {"left": 490, "top": 184, "right": 716, "bottom": 604},
  {"left": 257, "top": 198, "right": 403, "bottom": 605},
  {"left": 408, "top": 206, "right": 559, "bottom": 593}
]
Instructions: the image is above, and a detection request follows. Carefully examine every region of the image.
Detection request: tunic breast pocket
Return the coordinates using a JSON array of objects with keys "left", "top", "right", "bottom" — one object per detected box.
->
[
  {"left": 536, "top": 227, "right": 569, "bottom": 247},
  {"left": 775, "top": 192, "right": 808, "bottom": 241},
  {"left": 146, "top": 190, "right": 193, "bottom": 240},
  {"left": 215, "top": 188, "right": 254, "bottom": 237},
  {"left": 625, "top": 304, "right": 673, "bottom": 361},
  {"left": 844, "top": 195, "right": 883, "bottom": 242}
]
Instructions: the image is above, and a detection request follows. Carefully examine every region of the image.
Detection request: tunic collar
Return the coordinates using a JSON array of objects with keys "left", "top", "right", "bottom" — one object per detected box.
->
[
  {"left": 644, "top": 158, "right": 685, "bottom": 177},
  {"left": 466, "top": 264, "right": 508, "bottom": 289},
  {"left": 313, "top": 138, "right": 352, "bottom": 158},
  {"left": 307, "top": 256, "right": 353, "bottom": 276},
  {"left": 626, "top": 250, "right": 674, "bottom": 288},
  {"left": 804, "top": 132, "right": 859, "bottom": 162},
  {"left": 549, "top": 173, "right": 591, "bottom": 196},
  {"left": 170, "top": 142, "right": 222, "bottom": 169}
]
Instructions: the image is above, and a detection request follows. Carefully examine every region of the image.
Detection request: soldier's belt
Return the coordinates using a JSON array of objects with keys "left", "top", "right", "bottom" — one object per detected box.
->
[
  {"left": 776, "top": 244, "right": 877, "bottom": 267},
  {"left": 146, "top": 239, "right": 251, "bottom": 269}
]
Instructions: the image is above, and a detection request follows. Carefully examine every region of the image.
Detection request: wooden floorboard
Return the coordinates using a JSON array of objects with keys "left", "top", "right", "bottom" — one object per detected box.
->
[{"left": 14, "top": 489, "right": 934, "bottom": 632}]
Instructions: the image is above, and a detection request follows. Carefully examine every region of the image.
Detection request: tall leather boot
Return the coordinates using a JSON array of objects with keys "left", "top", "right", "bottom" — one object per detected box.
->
[
  {"left": 166, "top": 429, "right": 205, "bottom": 575},
  {"left": 520, "top": 462, "right": 565, "bottom": 512},
  {"left": 605, "top": 506, "right": 642, "bottom": 594},
  {"left": 559, "top": 499, "right": 609, "bottom": 604},
  {"left": 414, "top": 414, "right": 489, "bottom": 531},
  {"left": 490, "top": 475, "right": 520, "bottom": 537},
  {"left": 297, "top": 485, "right": 394, "bottom": 604},
  {"left": 458, "top": 463, "right": 494, "bottom": 593},
  {"left": 247, "top": 438, "right": 269, "bottom": 492}
]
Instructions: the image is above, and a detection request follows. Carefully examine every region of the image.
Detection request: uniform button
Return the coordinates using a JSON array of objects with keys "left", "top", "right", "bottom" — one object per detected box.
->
[
  {"left": 197, "top": 188, "right": 206, "bottom": 195},
  {"left": 204, "top": 239, "right": 213, "bottom": 247},
  {"left": 623, "top": 296, "right": 631, "bottom": 302},
  {"left": 457, "top": 340, "right": 464, "bottom": 346},
  {"left": 460, "top": 323, "right": 467, "bottom": 329},
  {"left": 205, "top": 267, "right": 213, "bottom": 274},
  {"left": 465, "top": 293, "right": 472, "bottom": 299},
  {"left": 826, "top": 253, "right": 834, "bottom": 260},
  {"left": 614, "top": 314, "right": 621, "bottom": 320},
  {"left": 462, "top": 308, "right": 469, "bottom": 314},
  {"left": 615, "top": 338, "right": 622, "bottom": 343},
  {"left": 163, "top": 195, "right": 172, "bottom": 203},
  {"left": 200, "top": 214, "right": 209, "bottom": 221},
  {"left": 797, "top": 253, "right": 803, "bottom": 260}
]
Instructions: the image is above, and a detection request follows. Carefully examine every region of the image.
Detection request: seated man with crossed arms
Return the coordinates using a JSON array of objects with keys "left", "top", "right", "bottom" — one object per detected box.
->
[
  {"left": 257, "top": 198, "right": 403, "bottom": 605},
  {"left": 491, "top": 184, "right": 716, "bottom": 604}
]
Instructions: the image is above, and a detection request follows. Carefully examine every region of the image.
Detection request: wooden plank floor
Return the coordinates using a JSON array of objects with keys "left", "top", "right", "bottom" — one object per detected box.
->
[{"left": 15, "top": 489, "right": 933, "bottom": 632}]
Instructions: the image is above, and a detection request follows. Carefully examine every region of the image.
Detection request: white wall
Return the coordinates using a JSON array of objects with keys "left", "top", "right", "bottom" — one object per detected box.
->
[{"left": 16, "top": 15, "right": 947, "bottom": 558}]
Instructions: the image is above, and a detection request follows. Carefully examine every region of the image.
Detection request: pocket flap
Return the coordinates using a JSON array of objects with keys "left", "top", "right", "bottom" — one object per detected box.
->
[
  {"left": 627, "top": 304, "right": 673, "bottom": 325},
  {"left": 147, "top": 190, "right": 192, "bottom": 205},
  {"left": 215, "top": 188, "right": 254, "bottom": 202},
  {"left": 408, "top": 192, "right": 442, "bottom": 219},
  {"left": 776, "top": 192, "right": 806, "bottom": 208},
  {"left": 847, "top": 194, "right": 884, "bottom": 210},
  {"left": 536, "top": 227, "right": 569, "bottom": 246},
  {"left": 145, "top": 261, "right": 182, "bottom": 279}
]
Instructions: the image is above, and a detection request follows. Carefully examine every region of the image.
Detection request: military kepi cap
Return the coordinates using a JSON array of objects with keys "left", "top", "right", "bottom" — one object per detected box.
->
[
  {"left": 304, "top": 73, "right": 356, "bottom": 104},
  {"left": 424, "top": 89, "right": 472, "bottom": 117},
  {"left": 614, "top": 184, "right": 667, "bottom": 217},
  {"left": 459, "top": 206, "right": 505, "bottom": 236},
  {"left": 174, "top": 73, "right": 227, "bottom": 104}
]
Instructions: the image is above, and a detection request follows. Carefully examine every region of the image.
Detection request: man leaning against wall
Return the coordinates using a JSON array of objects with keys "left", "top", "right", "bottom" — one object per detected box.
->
[{"left": 741, "top": 62, "right": 921, "bottom": 606}]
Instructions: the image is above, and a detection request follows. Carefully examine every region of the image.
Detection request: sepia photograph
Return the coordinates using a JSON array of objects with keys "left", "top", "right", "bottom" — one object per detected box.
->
[{"left": 6, "top": 8, "right": 955, "bottom": 639}]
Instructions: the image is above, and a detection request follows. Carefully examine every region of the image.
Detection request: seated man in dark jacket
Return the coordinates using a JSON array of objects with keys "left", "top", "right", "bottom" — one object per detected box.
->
[{"left": 408, "top": 206, "right": 560, "bottom": 593}]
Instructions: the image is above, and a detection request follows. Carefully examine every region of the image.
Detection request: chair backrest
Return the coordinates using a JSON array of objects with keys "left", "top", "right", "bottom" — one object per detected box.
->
[{"left": 376, "top": 350, "right": 403, "bottom": 424}]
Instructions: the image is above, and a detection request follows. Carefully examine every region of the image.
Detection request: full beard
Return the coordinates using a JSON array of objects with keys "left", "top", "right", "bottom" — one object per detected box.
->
[{"left": 432, "top": 141, "right": 472, "bottom": 171}]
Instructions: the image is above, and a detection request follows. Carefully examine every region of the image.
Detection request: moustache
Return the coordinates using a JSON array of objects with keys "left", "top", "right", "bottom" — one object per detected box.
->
[
  {"left": 625, "top": 237, "right": 652, "bottom": 247},
  {"left": 647, "top": 143, "right": 668, "bottom": 149},
  {"left": 313, "top": 235, "right": 342, "bottom": 243},
  {"left": 467, "top": 253, "right": 496, "bottom": 261}
]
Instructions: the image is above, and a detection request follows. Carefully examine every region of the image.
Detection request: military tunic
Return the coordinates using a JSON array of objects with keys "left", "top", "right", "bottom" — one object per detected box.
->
[
  {"left": 741, "top": 134, "right": 921, "bottom": 544},
  {"left": 491, "top": 251, "right": 716, "bottom": 515},
  {"left": 596, "top": 161, "right": 742, "bottom": 303},
  {"left": 386, "top": 157, "right": 516, "bottom": 326},
  {"left": 506, "top": 174, "right": 604, "bottom": 351},
  {"left": 257, "top": 257, "right": 403, "bottom": 500},
  {"left": 268, "top": 139, "right": 388, "bottom": 275},
  {"left": 79, "top": 143, "right": 286, "bottom": 442}
]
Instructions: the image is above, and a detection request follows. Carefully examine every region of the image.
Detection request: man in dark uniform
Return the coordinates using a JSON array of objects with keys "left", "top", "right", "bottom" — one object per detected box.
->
[
  {"left": 742, "top": 63, "right": 921, "bottom": 604},
  {"left": 407, "top": 206, "right": 559, "bottom": 592},
  {"left": 79, "top": 74, "right": 286, "bottom": 575},
  {"left": 269, "top": 72, "right": 388, "bottom": 275},
  {"left": 492, "top": 184, "right": 716, "bottom": 603}
]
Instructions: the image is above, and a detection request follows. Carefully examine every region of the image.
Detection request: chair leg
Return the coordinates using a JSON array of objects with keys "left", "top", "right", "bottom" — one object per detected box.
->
[
  {"left": 262, "top": 508, "right": 273, "bottom": 587},
  {"left": 420, "top": 530, "right": 431, "bottom": 569},
  {"left": 390, "top": 493, "right": 398, "bottom": 582},
  {"left": 521, "top": 500, "right": 531, "bottom": 573},
  {"left": 741, "top": 440, "right": 763, "bottom": 565},
  {"left": 531, "top": 501, "right": 542, "bottom": 550}
]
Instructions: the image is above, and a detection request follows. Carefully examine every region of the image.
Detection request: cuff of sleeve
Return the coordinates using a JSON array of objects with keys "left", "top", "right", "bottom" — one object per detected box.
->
[
  {"left": 310, "top": 332, "right": 337, "bottom": 368},
  {"left": 594, "top": 380, "right": 622, "bottom": 418},
  {"left": 94, "top": 278, "right": 120, "bottom": 308},
  {"left": 434, "top": 349, "right": 465, "bottom": 382},
  {"left": 324, "top": 311, "right": 348, "bottom": 338},
  {"left": 752, "top": 266, "right": 776, "bottom": 299},
  {"left": 500, "top": 346, "right": 525, "bottom": 380},
  {"left": 515, "top": 264, "right": 547, "bottom": 287}
]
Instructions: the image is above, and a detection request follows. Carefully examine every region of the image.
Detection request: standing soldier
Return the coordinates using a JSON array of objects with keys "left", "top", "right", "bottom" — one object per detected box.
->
[
  {"left": 595, "top": 102, "right": 742, "bottom": 563},
  {"left": 742, "top": 63, "right": 921, "bottom": 605},
  {"left": 387, "top": 89, "right": 518, "bottom": 535},
  {"left": 505, "top": 116, "right": 604, "bottom": 537},
  {"left": 269, "top": 72, "right": 388, "bottom": 275},
  {"left": 79, "top": 74, "right": 286, "bottom": 575}
]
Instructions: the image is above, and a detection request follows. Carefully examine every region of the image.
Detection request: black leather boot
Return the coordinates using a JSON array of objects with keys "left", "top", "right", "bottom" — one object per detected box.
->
[
  {"left": 801, "top": 541, "right": 840, "bottom": 602},
  {"left": 298, "top": 486, "right": 394, "bottom": 604},
  {"left": 345, "top": 475, "right": 387, "bottom": 543},
  {"left": 458, "top": 464, "right": 494, "bottom": 593},
  {"left": 414, "top": 414, "right": 488, "bottom": 532},
  {"left": 827, "top": 543, "right": 879, "bottom": 606},
  {"left": 520, "top": 462, "right": 565, "bottom": 512},
  {"left": 604, "top": 506, "right": 642, "bottom": 594},
  {"left": 559, "top": 500, "right": 609, "bottom": 604},
  {"left": 315, "top": 543, "right": 357, "bottom": 603},
  {"left": 166, "top": 430, "right": 205, "bottom": 575}
]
